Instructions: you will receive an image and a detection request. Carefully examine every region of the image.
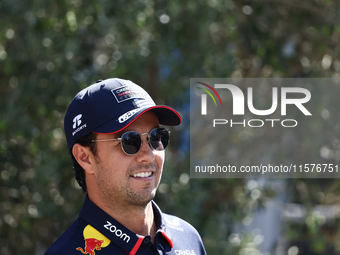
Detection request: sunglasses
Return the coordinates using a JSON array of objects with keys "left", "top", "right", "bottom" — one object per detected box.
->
[{"left": 92, "top": 128, "right": 170, "bottom": 155}]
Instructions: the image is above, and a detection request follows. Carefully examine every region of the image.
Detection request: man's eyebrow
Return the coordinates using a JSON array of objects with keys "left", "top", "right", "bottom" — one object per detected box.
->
[
  {"left": 115, "top": 125, "right": 162, "bottom": 137},
  {"left": 112, "top": 131, "right": 124, "bottom": 138}
]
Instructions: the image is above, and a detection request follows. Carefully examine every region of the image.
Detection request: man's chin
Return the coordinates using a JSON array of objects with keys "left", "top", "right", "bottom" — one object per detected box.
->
[{"left": 126, "top": 189, "right": 156, "bottom": 206}]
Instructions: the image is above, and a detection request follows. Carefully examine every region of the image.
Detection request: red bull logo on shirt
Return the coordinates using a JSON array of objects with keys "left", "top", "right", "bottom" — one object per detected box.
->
[
  {"left": 76, "top": 225, "right": 111, "bottom": 255},
  {"left": 76, "top": 238, "right": 104, "bottom": 255}
]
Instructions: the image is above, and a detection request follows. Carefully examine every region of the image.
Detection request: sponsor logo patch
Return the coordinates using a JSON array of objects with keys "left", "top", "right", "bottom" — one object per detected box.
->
[
  {"left": 111, "top": 85, "right": 143, "bottom": 103},
  {"left": 164, "top": 217, "right": 184, "bottom": 231},
  {"left": 118, "top": 109, "right": 140, "bottom": 123},
  {"left": 104, "top": 221, "right": 130, "bottom": 243},
  {"left": 73, "top": 114, "right": 83, "bottom": 129},
  {"left": 76, "top": 225, "right": 110, "bottom": 255},
  {"left": 175, "top": 250, "right": 197, "bottom": 255},
  {"left": 72, "top": 114, "right": 87, "bottom": 136}
]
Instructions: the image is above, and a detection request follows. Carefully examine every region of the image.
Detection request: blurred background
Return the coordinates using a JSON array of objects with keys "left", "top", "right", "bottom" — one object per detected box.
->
[{"left": 1, "top": 0, "right": 340, "bottom": 254}]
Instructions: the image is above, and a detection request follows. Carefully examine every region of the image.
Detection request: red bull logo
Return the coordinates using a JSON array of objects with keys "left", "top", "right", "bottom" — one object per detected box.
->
[
  {"left": 76, "top": 238, "right": 104, "bottom": 255},
  {"left": 76, "top": 225, "right": 111, "bottom": 255}
]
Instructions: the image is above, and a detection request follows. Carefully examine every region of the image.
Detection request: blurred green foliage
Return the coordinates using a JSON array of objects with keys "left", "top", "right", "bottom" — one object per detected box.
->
[{"left": 1, "top": 0, "right": 340, "bottom": 254}]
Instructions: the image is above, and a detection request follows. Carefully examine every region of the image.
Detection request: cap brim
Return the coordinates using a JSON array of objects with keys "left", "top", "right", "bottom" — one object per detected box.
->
[{"left": 93, "top": 106, "right": 182, "bottom": 134}]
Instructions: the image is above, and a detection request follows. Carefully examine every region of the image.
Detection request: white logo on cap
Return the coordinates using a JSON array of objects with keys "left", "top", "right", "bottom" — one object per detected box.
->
[
  {"left": 118, "top": 109, "right": 140, "bottom": 123},
  {"left": 73, "top": 114, "right": 83, "bottom": 129},
  {"left": 72, "top": 114, "right": 87, "bottom": 136}
]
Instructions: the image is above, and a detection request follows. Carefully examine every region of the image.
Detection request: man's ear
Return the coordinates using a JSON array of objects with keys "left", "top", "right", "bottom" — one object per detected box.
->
[{"left": 72, "top": 144, "right": 96, "bottom": 174}]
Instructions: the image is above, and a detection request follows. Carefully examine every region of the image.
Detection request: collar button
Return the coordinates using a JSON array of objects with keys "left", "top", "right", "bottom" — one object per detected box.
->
[{"left": 144, "top": 236, "right": 151, "bottom": 243}]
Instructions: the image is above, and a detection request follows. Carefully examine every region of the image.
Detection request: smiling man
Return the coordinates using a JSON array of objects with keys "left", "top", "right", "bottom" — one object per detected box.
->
[{"left": 44, "top": 78, "right": 207, "bottom": 255}]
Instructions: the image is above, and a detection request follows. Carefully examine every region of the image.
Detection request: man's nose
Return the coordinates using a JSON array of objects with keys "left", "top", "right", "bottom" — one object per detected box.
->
[{"left": 135, "top": 134, "right": 155, "bottom": 162}]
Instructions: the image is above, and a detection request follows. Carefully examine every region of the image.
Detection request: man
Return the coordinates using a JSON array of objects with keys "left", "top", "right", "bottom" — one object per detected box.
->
[{"left": 44, "top": 78, "right": 207, "bottom": 255}]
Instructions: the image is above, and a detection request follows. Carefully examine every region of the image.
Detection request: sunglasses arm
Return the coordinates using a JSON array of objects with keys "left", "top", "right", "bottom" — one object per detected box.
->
[{"left": 92, "top": 138, "right": 122, "bottom": 142}]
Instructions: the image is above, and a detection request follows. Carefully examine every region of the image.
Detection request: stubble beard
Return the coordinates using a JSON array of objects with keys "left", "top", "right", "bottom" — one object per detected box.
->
[{"left": 96, "top": 161, "right": 162, "bottom": 209}]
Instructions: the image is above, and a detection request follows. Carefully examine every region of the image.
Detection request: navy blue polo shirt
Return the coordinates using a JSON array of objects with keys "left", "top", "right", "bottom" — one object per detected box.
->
[{"left": 44, "top": 196, "right": 207, "bottom": 255}]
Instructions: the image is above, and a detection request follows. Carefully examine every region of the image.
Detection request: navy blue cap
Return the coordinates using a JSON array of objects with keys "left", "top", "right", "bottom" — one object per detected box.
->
[{"left": 64, "top": 78, "right": 182, "bottom": 151}]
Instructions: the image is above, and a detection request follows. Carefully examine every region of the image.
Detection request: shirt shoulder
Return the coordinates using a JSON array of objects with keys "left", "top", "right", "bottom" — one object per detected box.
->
[
  {"left": 162, "top": 213, "right": 197, "bottom": 233},
  {"left": 152, "top": 201, "right": 206, "bottom": 255},
  {"left": 161, "top": 213, "right": 207, "bottom": 255},
  {"left": 44, "top": 218, "right": 87, "bottom": 255}
]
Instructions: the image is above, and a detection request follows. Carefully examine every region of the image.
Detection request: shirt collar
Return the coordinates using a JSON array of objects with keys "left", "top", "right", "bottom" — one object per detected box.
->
[
  {"left": 151, "top": 200, "right": 174, "bottom": 248},
  {"left": 79, "top": 195, "right": 173, "bottom": 254}
]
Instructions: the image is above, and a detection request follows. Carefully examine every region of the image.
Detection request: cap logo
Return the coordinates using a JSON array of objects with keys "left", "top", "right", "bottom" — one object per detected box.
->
[
  {"left": 73, "top": 114, "right": 83, "bottom": 129},
  {"left": 111, "top": 85, "right": 143, "bottom": 103},
  {"left": 72, "top": 114, "right": 87, "bottom": 136},
  {"left": 118, "top": 109, "right": 140, "bottom": 123}
]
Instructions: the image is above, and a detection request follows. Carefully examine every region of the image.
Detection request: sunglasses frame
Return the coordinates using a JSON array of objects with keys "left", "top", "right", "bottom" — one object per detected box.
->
[{"left": 91, "top": 127, "right": 170, "bottom": 155}]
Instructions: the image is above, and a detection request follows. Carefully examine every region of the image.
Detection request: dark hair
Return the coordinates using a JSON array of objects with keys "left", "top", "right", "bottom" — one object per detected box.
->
[{"left": 71, "top": 132, "right": 97, "bottom": 192}]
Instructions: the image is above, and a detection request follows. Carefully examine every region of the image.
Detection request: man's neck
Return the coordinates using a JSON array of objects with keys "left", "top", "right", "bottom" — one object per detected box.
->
[{"left": 89, "top": 193, "right": 157, "bottom": 241}]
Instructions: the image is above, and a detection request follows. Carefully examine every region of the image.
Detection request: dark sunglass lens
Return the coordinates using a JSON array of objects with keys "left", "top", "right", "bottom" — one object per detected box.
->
[
  {"left": 121, "top": 131, "right": 141, "bottom": 154},
  {"left": 149, "top": 128, "right": 169, "bottom": 151}
]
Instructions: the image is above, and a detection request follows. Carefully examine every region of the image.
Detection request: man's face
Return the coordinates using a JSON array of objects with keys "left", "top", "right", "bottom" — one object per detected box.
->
[{"left": 91, "top": 111, "right": 165, "bottom": 207}]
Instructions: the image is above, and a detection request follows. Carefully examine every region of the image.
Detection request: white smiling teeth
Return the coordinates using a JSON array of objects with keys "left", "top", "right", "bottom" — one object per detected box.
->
[{"left": 133, "top": 172, "right": 152, "bottom": 178}]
